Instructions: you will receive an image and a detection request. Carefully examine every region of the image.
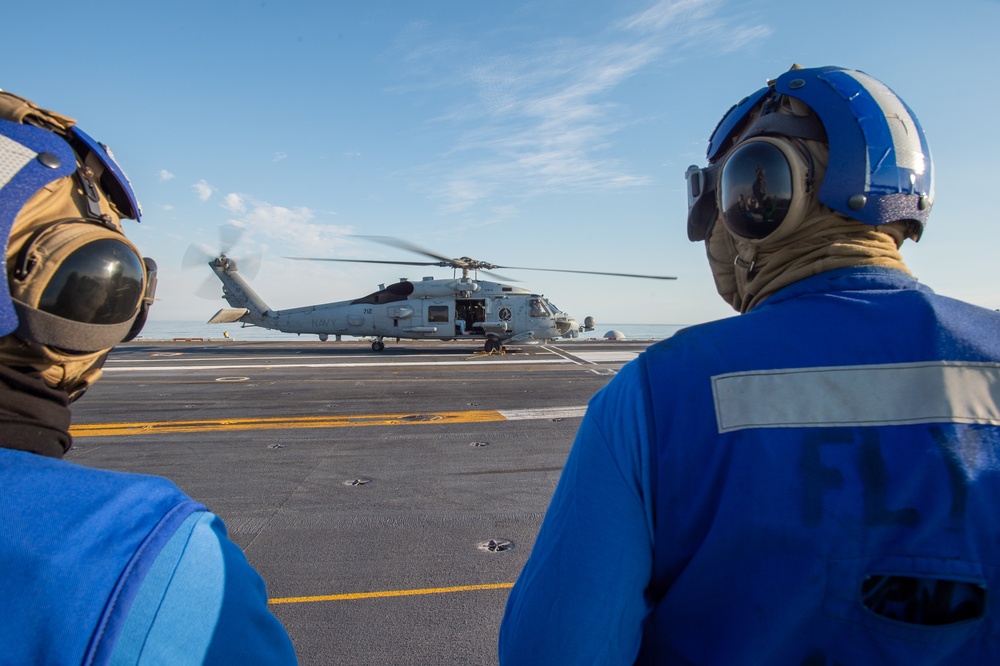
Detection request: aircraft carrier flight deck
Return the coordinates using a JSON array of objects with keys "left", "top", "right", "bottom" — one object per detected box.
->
[{"left": 66, "top": 338, "right": 658, "bottom": 665}]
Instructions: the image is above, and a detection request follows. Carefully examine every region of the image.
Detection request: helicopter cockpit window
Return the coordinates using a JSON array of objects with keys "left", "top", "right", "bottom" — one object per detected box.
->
[
  {"left": 545, "top": 300, "right": 563, "bottom": 314},
  {"left": 428, "top": 305, "right": 449, "bottom": 323},
  {"left": 529, "top": 298, "right": 550, "bottom": 318},
  {"left": 352, "top": 280, "right": 415, "bottom": 305}
]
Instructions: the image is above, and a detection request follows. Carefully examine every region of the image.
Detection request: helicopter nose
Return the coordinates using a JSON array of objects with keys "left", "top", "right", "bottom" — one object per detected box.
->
[{"left": 556, "top": 317, "right": 579, "bottom": 337}]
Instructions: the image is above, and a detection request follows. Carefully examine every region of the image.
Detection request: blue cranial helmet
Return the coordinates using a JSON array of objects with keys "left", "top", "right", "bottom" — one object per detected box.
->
[
  {"left": 0, "top": 120, "right": 79, "bottom": 336},
  {"left": 687, "top": 66, "right": 933, "bottom": 242},
  {"left": 0, "top": 111, "right": 151, "bottom": 350}
]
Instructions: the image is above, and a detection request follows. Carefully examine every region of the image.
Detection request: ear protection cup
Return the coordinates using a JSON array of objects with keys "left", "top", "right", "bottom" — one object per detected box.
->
[{"left": 10, "top": 218, "right": 148, "bottom": 353}]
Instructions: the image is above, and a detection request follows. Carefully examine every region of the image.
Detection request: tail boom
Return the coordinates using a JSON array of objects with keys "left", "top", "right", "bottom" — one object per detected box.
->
[{"left": 208, "top": 255, "right": 275, "bottom": 328}]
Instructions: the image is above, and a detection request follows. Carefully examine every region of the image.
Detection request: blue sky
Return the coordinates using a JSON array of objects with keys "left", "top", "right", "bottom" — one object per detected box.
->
[{"left": 3, "top": 0, "right": 999, "bottom": 326}]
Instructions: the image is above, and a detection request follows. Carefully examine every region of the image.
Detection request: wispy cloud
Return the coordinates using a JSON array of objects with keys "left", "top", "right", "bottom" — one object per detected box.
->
[
  {"left": 621, "top": 0, "right": 772, "bottom": 54},
  {"left": 192, "top": 179, "right": 215, "bottom": 201},
  {"left": 219, "top": 194, "right": 354, "bottom": 255},
  {"left": 158, "top": 169, "right": 175, "bottom": 181},
  {"left": 397, "top": 0, "right": 770, "bottom": 213},
  {"left": 222, "top": 193, "right": 246, "bottom": 214},
  {"left": 619, "top": 0, "right": 714, "bottom": 32}
]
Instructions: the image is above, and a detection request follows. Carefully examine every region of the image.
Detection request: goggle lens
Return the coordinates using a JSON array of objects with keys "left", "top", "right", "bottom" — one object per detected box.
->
[
  {"left": 38, "top": 239, "right": 145, "bottom": 325},
  {"left": 719, "top": 141, "right": 794, "bottom": 239}
]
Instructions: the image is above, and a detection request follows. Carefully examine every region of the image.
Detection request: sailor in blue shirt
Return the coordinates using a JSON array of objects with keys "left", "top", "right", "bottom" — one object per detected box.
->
[
  {"left": 500, "top": 66, "right": 1000, "bottom": 664},
  {"left": 0, "top": 90, "right": 296, "bottom": 664}
]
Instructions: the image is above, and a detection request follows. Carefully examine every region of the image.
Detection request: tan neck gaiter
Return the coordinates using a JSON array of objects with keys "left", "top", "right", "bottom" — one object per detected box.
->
[{"left": 707, "top": 211, "right": 911, "bottom": 314}]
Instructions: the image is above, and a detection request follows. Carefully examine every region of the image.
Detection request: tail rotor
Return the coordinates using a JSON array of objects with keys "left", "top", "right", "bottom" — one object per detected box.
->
[{"left": 182, "top": 225, "right": 261, "bottom": 299}]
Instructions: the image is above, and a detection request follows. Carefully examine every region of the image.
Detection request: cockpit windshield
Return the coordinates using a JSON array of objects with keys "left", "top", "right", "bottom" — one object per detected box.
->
[{"left": 529, "top": 297, "right": 553, "bottom": 318}]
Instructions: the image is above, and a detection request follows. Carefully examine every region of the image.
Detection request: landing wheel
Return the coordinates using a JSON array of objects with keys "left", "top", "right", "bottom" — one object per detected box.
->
[
  {"left": 372, "top": 339, "right": 385, "bottom": 352},
  {"left": 484, "top": 338, "right": 502, "bottom": 353}
]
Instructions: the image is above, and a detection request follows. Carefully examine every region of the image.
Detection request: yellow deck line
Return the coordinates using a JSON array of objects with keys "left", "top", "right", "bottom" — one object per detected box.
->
[
  {"left": 70, "top": 409, "right": 508, "bottom": 437},
  {"left": 269, "top": 582, "right": 514, "bottom": 605}
]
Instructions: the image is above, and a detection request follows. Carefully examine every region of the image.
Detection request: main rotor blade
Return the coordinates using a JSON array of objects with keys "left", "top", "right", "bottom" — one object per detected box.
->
[
  {"left": 287, "top": 256, "right": 521, "bottom": 282},
  {"left": 350, "top": 236, "right": 675, "bottom": 280},
  {"left": 494, "top": 265, "right": 678, "bottom": 280},
  {"left": 476, "top": 269, "right": 519, "bottom": 282},
  {"left": 289, "top": 255, "right": 673, "bottom": 280},
  {"left": 286, "top": 257, "right": 445, "bottom": 268},
  {"left": 354, "top": 235, "right": 458, "bottom": 266}
]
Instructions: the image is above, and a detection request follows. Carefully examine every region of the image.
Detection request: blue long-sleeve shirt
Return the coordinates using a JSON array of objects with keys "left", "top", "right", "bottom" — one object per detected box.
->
[
  {"left": 0, "top": 449, "right": 297, "bottom": 665},
  {"left": 500, "top": 267, "right": 1000, "bottom": 664}
]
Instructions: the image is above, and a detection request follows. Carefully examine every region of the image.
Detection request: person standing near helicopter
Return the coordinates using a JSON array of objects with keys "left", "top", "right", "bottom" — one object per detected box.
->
[
  {"left": 0, "top": 90, "right": 296, "bottom": 663},
  {"left": 499, "top": 65, "right": 1000, "bottom": 663}
]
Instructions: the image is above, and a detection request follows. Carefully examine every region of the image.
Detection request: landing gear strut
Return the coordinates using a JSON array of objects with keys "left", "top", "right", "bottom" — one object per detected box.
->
[{"left": 372, "top": 337, "right": 385, "bottom": 352}]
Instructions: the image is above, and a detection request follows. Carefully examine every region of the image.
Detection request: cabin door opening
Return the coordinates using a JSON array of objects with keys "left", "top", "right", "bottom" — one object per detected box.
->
[{"left": 456, "top": 299, "right": 486, "bottom": 335}]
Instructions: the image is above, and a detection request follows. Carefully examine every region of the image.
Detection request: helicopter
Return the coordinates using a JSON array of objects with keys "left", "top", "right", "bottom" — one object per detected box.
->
[{"left": 190, "top": 235, "right": 676, "bottom": 353}]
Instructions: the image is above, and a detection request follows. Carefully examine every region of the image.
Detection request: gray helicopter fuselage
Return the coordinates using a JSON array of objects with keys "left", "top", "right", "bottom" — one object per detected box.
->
[{"left": 209, "top": 255, "right": 586, "bottom": 345}]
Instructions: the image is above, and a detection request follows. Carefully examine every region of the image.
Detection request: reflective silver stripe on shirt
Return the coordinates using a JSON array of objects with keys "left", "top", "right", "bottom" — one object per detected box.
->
[
  {"left": 712, "top": 361, "right": 1000, "bottom": 433},
  {"left": 0, "top": 133, "right": 37, "bottom": 189}
]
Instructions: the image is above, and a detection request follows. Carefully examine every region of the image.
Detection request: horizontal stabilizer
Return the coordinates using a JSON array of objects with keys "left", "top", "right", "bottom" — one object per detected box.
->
[{"left": 208, "top": 308, "right": 250, "bottom": 324}]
